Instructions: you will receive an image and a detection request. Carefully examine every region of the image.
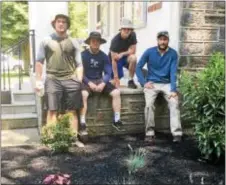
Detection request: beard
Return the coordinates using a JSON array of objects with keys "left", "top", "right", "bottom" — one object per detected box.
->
[{"left": 158, "top": 44, "right": 168, "bottom": 51}]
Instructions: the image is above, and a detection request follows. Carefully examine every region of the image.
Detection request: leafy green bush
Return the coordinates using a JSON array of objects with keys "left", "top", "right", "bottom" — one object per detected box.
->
[
  {"left": 41, "top": 113, "right": 75, "bottom": 153},
  {"left": 179, "top": 52, "right": 225, "bottom": 161}
]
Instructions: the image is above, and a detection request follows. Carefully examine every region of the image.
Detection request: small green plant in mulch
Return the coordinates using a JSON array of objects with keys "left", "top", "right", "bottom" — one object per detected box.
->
[
  {"left": 41, "top": 113, "right": 75, "bottom": 153},
  {"left": 108, "top": 144, "right": 147, "bottom": 185},
  {"left": 126, "top": 144, "right": 147, "bottom": 175}
]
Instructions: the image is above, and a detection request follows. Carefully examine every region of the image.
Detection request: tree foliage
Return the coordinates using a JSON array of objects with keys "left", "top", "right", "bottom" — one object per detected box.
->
[
  {"left": 69, "top": 2, "right": 88, "bottom": 39},
  {"left": 1, "top": 2, "right": 28, "bottom": 50}
]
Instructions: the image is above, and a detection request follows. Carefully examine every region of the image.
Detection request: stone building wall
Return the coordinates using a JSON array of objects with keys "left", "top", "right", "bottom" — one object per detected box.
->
[{"left": 179, "top": 2, "right": 225, "bottom": 69}]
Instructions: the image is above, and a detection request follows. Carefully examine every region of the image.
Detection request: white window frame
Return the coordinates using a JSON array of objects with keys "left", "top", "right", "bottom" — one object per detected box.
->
[
  {"left": 96, "top": 2, "right": 110, "bottom": 37},
  {"left": 120, "top": 2, "right": 147, "bottom": 29}
]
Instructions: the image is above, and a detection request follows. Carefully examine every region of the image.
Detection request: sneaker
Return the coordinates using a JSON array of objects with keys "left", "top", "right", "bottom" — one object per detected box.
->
[
  {"left": 74, "top": 140, "right": 85, "bottom": 148},
  {"left": 145, "top": 135, "right": 155, "bottom": 142},
  {"left": 79, "top": 123, "right": 88, "bottom": 136},
  {"left": 128, "top": 80, "right": 137, "bottom": 89},
  {"left": 112, "top": 120, "right": 125, "bottom": 131},
  {"left": 72, "top": 137, "right": 85, "bottom": 148},
  {"left": 173, "top": 136, "right": 182, "bottom": 143}
]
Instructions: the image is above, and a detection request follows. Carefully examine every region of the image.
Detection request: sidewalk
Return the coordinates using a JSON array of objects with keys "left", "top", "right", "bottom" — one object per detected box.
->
[{"left": 1, "top": 128, "right": 40, "bottom": 147}]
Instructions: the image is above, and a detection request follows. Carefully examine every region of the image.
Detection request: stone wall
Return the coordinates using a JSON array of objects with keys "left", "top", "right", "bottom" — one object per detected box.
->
[
  {"left": 85, "top": 88, "right": 171, "bottom": 136},
  {"left": 179, "top": 2, "right": 225, "bottom": 69},
  {"left": 41, "top": 88, "right": 172, "bottom": 136}
]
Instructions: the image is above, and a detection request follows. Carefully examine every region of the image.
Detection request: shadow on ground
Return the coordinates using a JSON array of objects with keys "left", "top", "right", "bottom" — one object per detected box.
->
[{"left": 1, "top": 133, "right": 225, "bottom": 185}]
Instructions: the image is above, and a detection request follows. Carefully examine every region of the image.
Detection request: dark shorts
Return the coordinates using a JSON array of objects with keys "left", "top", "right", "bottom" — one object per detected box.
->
[
  {"left": 44, "top": 77, "right": 83, "bottom": 111},
  {"left": 81, "top": 79, "right": 116, "bottom": 95},
  {"left": 110, "top": 56, "right": 129, "bottom": 79}
]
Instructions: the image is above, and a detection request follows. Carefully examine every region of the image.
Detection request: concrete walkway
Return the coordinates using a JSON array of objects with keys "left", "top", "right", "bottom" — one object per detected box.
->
[{"left": 1, "top": 128, "right": 40, "bottom": 147}]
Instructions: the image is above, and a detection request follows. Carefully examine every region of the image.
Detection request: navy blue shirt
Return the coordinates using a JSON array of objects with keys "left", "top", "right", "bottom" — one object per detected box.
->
[
  {"left": 136, "top": 46, "right": 178, "bottom": 92},
  {"left": 82, "top": 49, "right": 112, "bottom": 84}
]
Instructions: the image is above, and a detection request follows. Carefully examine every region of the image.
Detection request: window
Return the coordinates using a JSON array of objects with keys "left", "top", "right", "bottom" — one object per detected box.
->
[
  {"left": 97, "top": 4, "right": 101, "bottom": 23},
  {"left": 120, "top": 2, "right": 147, "bottom": 29},
  {"left": 132, "top": 2, "right": 147, "bottom": 28},
  {"left": 120, "top": 1, "right": 125, "bottom": 21},
  {"left": 96, "top": 2, "right": 110, "bottom": 37}
]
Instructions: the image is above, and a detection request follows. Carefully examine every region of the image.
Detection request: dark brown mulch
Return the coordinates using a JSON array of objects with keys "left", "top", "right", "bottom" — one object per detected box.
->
[{"left": 1, "top": 133, "right": 225, "bottom": 185}]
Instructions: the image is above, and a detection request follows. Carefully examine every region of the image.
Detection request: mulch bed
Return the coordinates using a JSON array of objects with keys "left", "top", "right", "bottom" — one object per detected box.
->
[{"left": 1, "top": 133, "right": 225, "bottom": 185}]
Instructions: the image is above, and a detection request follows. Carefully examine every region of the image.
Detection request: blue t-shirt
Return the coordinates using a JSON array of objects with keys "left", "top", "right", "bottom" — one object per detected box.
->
[
  {"left": 82, "top": 49, "right": 112, "bottom": 84},
  {"left": 136, "top": 46, "right": 178, "bottom": 92}
]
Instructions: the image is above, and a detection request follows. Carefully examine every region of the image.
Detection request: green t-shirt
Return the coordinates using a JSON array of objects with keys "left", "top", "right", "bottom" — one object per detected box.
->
[{"left": 36, "top": 33, "right": 82, "bottom": 80}]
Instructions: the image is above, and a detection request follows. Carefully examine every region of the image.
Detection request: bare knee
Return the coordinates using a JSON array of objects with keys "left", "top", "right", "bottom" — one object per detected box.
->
[
  {"left": 128, "top": 54, "right": 137, "bottom": 64},
  {"left": 110, "top": 89, "right": 120, "bottom": 98}
]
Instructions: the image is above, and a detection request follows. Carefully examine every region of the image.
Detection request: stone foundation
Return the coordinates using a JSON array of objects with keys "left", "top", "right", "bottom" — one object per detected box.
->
[
  {"left": 179, "top": 2, "right": 225, "bottom": 69},
  {"left": 41, "top": 87, "right": 180, "bottom": 136}
]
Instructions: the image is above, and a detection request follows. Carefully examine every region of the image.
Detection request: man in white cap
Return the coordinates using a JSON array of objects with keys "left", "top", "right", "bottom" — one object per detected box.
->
[
  {"left": 136, "top": 31, "right": 183, "bottom": 143},
  {"left": 35, "top": 14, "right": 85, "bottom": 147},
  {"left": 109, "top": 18, "right": 138, "bottom": 89}
]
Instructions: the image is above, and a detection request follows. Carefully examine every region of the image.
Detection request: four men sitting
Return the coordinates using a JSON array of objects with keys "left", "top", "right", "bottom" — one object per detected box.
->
[{"left": 36, "top": 14, "right": 183, "bottom": 147}]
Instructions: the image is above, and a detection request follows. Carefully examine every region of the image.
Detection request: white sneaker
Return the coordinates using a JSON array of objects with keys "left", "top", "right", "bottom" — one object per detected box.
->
[
  {"left": 146, "top": 130, "right": 155, "bottom": 137},
  {"left": 74, "top": 140, "right": 85, "bottom": 148}
]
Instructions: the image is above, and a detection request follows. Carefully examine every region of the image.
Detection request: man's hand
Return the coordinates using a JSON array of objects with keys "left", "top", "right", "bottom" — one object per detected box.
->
[
  {"left": 168, "top": 92, "right": 178, "bottom": 99},
  {"left": 88, "top": 82, "right": 97, "bottom": 91},
  {"left": 117, "top": 53, "right": 124, "bottom": 60},
  {"left": 144, "top": 82, "right": 154, "bottom": 89},
  {"left": 96, "top": 82, "right": 106, "bottom": 92},
  {"left": 35, "top": 80, "right": 43, "bottom": 92},
  {"left": 113, "top": 77, "right": 120, "bottom": 88}
]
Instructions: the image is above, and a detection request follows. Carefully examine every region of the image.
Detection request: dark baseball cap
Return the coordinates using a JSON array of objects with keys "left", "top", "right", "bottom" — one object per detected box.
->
[{"left": 157, "top": 31, "right": 169, "bottom": 38}]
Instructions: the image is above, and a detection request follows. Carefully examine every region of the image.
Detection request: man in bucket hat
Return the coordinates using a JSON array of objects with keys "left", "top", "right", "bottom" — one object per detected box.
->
[
  {"left": 136, "top": 30, "right": 183, "bottom": 143},
  {"left": 109, "top": 18, "right": 138, "bottom": 89},
  {"left": 35, "top": 13, "right": 85, "bottom": 147},
  {"left": 79, "top": 31, "right": 125, "bottom": 135}
]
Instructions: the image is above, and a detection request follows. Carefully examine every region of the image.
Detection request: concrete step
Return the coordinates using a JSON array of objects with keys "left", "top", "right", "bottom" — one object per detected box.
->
[
  {"left": 2, "top": 113, "right": 38, "bottom": 130},
  {"left": 12, "top": 91, "right": 36, "bottom": 103},
  {"left": 1, "top": 101, "right": 36, "bottom": 114},
  {"left": 1, "top": 128, "right": 40, "bottom": 147}
]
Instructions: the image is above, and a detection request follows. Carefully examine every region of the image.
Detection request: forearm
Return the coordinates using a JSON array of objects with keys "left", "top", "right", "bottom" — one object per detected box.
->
[
  {"left": 136, "top": 64, "right": 145, "bottom": 86},
  {"left": 35, "top": 62, "right": 43, "bottom": 81},
  {"left": 76, "top": 66, "right": 83, "bottom": 82},
  {"left": 112, "top": 59, "right": 118, "bottom": 78},
  {"left": 170, "top": 74, "right": 177, "bottom": 92},
  {"left": 120, "top": 45, "right": 136, "bottom": 57},
  {"left": 111, "top": 52, "right": 118, "bottom": 78}
]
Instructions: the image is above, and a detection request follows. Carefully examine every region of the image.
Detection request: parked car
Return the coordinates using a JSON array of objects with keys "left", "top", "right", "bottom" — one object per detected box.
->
[{"left": 1, "top": 54, "right": 24, "bottom": 73}]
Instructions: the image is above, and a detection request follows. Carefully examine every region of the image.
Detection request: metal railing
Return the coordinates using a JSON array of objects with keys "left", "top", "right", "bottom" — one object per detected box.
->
[{"left": 1, "top": 30, "right": 36, "bottom": 91}]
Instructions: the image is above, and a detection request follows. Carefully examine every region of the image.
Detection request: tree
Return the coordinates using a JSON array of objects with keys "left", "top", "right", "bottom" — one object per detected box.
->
[
  {"left": 69, "top": 2, "right": 88, "bottom": 39},
  {"left": 1, "top": 2, "right": 28, "bottom": 50}
]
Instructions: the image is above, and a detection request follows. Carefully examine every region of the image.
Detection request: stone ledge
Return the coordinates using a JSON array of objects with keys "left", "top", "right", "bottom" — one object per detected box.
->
[{"left": 41, "top": 87, "right": 191, "bottom": 136}]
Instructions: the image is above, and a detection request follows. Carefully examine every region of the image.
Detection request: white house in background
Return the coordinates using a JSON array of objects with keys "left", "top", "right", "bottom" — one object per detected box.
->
[
  {"left": 87, "top": 2, "right": 225, "bottom": 71},
  {"left": 87, "top": 2, "right": 180, "bottom": 60},
  {"left": 27, "top": 1, "right": 225, "bottom": 73}
]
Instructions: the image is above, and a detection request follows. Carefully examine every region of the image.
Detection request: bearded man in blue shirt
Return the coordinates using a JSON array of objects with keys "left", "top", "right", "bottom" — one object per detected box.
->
[{"left": 136, "top": 31, "right": 183, "bottom": 143}]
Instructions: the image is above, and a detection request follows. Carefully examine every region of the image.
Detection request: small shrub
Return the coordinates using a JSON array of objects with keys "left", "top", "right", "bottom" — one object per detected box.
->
[
  {"left": 41, "top": 113, "right": 75, "bottom": 153},
  {"left": 179, "top": 52, "right": 225, "bottom": 162}
]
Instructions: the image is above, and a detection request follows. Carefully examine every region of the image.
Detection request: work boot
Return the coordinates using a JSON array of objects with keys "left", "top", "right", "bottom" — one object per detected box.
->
[
  {"left": 112, "top": 120, "right": 125, "bottom": 131},
  {"left": 173, "top": 136, "right": 182, "bottom": 143},
  {"left": 128, "top": 80, "right": 137, "bottom": 89}
]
